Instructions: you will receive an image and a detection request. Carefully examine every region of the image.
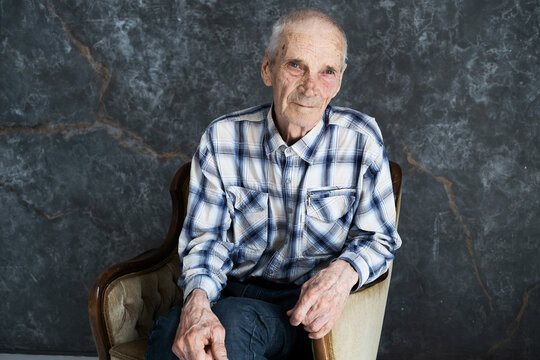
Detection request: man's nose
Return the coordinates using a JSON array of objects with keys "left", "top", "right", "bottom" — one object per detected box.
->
[{"left": 300, "top": 72, "right": 318, "bottom": 96}]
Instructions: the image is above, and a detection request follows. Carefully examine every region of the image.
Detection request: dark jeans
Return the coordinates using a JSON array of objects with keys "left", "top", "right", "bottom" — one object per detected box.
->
[{"left": 145, "top": 279, "right": 313, "bottom": 360}]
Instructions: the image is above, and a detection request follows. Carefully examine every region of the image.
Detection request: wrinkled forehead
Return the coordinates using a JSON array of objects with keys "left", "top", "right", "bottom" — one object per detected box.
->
[{"left": 278, "top": 19, "right": 346, "bottom": 65}]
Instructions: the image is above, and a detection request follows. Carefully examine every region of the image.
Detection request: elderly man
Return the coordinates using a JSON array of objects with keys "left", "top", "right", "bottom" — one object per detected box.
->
[{"left": 146, "top": 8, "right": 401, "bottom": 360}]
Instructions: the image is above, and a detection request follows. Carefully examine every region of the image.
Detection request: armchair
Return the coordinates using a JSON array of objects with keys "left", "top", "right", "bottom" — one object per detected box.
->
[{"left": 89, "top": 161, "right": 402, "bottom": 360}]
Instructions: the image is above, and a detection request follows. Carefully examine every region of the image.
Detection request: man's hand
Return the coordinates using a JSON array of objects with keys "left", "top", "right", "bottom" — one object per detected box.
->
[
  {"left": 172, "top": 289, "right": 228, "bottom": 360},
  {"left": 287, "top": 260, "right": 358, "bottom": 339}
]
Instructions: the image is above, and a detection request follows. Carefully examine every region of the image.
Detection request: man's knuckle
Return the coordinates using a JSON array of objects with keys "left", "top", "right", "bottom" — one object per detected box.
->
[
  {"left": 302, "top": 293, "right": 314, "bottom": 304},
  {"left": 184, "top": 330, "right": 198, "bottom": 344},
  {"left": 321, "top": 324, "right": 332, "bottom": 335},
  {"left": 175, "top": 336, "right": 186, "bottom": 349},
  {"left": 213, "top": 328, "right": 226, "bottom": 341},
  {"left": 216, "top": 323, "right": 226, "bottom": 333}
]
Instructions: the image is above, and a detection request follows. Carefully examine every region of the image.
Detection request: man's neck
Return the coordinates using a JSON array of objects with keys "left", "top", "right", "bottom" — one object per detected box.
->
[
  {"left": 272, "top": 108, "right": 319, "bottom": 146},
  {"left": 279, "top": 124, "right": 312, "bottom": 146}
]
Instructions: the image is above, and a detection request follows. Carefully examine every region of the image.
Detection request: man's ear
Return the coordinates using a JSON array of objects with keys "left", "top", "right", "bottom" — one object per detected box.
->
[{"left": 261, "top": 51, "right": 273, "bottom": 87}]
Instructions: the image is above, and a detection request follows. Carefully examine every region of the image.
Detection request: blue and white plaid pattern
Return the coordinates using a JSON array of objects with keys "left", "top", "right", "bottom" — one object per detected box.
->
[{"left": 179, "top": 104, "right": 401, "bottom": 301}]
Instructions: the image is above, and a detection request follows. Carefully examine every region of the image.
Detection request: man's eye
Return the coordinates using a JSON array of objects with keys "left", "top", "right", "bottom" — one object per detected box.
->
[
  {"left": 325, "top": 69, "right": 335, "bottom": 75},
  {"left": 289, "top": 62, "right": 299, "bottom": 68}
]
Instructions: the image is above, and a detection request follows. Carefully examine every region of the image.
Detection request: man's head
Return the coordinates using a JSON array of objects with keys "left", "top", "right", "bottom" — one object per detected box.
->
[
  {"left": 266, "top": 10, "right": 348, "bottom": 70},
  {"left": 261, "top": 9, "right": 347, "bottom": 141}
]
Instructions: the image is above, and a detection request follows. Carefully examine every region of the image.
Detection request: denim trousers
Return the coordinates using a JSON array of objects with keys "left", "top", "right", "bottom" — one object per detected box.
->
[{"left": 145, "top": 279, "right": 313, "bottom": 360}]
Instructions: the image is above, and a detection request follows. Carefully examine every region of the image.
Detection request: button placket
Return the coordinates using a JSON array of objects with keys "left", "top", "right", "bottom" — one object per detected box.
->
[{"left": 283, "top": 152, "right": 294, "bottom": 238}]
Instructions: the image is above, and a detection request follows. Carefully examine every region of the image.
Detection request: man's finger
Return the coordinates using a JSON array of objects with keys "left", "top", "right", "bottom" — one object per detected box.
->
[
  {"left": 185, "top": 332, "right": 210, "bottom": 360},
  {"left": 287, "top": 305, "right": 307, "bottom": 326},
  {"left": 303, "top": 312, "right": 327, "bottom": 333},
  {"left": 308, "top": 323, "right": 333, "bottom": 340},
  {"left": 211, "top": 340, "right": 228, "bottom": 360},
  {"left": 288, "top": 295, "right": 315, "bottom": 326},
  {"left": 209, "top": 325, "right": 227, "bottom": 360}
]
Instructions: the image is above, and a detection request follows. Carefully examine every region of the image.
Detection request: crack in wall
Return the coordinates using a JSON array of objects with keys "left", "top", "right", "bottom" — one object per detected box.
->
[
  {"left": 487, "top": 282, "right": 540, "bottom": 356},
  {"left": 0, "top": 121, "right": 191, "bottom": 162},
  {"left": 0, "top": 122, "right": 96, "bottom": 137},
  {"left": 0, "top": 180, "right": 143, "bottom": 236},
  {"left": 402, "top": 144, "right": 494, "bottom": 315},
  {"left": 42, "top": 0, "right": 189, "bottom": 163},
  {"left": 0, "top": 182, "right": 68, "bottom": 221}
]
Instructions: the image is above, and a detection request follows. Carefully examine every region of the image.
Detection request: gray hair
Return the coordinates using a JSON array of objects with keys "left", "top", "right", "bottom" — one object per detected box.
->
[{"left": 266, "top": 9, "right": 348, "bottom": 70}]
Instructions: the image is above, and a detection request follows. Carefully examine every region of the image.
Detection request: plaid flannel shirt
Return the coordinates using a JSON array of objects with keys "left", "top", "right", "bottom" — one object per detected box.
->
[{"left": 178, "top": 104, "right": 401, "bottom": 301}]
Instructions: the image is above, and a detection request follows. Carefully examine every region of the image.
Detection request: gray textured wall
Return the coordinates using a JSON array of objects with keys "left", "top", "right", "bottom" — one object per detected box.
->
[{"left": 1, "top": 0, "right": 538, "bottom": 358}]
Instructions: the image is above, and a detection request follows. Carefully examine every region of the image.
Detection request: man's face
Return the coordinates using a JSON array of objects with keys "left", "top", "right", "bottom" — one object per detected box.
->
[{"left": 261, "top": 20, "right": 346, "bottom": 132}]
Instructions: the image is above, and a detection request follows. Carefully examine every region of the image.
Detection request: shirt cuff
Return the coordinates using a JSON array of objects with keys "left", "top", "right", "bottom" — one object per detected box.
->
[
  {"left": 183, "top": 274, "right": 221, "bottom": 302},
  {"left": 337, "top": 253, "right": 370, "bottom": 293}
]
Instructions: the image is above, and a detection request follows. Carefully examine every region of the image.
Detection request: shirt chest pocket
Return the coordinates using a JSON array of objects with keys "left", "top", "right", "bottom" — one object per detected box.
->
[
  {"left": 303, "top": 188, "right": 357, "bottom": 256},
  {"left": 226, "top": 186, "right": 268, "bottom": 254},
  {"left": 306, "top": 188, "right": 357, "bottom": 222}
]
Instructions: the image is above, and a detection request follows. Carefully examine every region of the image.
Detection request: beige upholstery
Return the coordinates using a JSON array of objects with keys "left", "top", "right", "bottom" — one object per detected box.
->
[
  {"left": 311, "top": 161, "right": 402, "bottom": 360},
  {"left": 109, "top": 339, "right": 148, "bottom": 360},
  {"left": 103, "top": 253, "right": 182, "bottom": 349},
  {"left": 322, "top": 265, "right": 393, "bottom": 360}
]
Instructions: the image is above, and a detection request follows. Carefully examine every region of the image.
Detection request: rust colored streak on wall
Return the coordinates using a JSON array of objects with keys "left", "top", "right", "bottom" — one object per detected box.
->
[
  {"left": 44, "top": 1, "right": 189, "bottom": 163},
  {"left": 404, "top": 146, "right": 494, "bottom": 315},
  {"left": 488, "top": 282, "right": 540, "bottom": 356},
  {"left": 0, "top": 182, "right": 67, "bottom": 221},
  {"left": 0, "top": 122, "right": 192, "bottom": 162},
  {"left": 45, "top": 0, "right": 110, "bottom": 108},
  {"left": 0, "top": 122, "right": 96, "bottom": 136}
]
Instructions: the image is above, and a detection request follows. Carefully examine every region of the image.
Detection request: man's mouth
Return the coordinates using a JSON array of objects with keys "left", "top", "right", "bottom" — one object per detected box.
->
[
  {"left": 288, "top": 93, "right": 322, "bottom": 109},
  {"left": 294, "top": 102, "right": 318, "bottom": 109}
]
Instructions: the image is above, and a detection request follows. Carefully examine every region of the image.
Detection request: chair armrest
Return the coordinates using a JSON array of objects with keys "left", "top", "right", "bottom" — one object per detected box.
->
[
  {"left": 89, "top": 251, "right": 182, "bottom": 359},
  {"left": 313, "top": 265, "right": 393, "bottom": 360},
  {"left": 313, "top": 161, "right": 402, "bottom": 359}
]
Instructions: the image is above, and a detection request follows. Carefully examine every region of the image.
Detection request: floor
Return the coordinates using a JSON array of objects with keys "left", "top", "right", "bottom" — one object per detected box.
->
[{"left": 0, "top": 356, "right": 97, "bottom": 360}]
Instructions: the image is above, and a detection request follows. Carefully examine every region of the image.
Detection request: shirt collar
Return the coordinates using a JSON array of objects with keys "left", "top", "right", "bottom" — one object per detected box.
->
[
  {"left": 264, "top": 104, "right": 329, "bottom": 164},
  {"left": 264, "top": 104, "right": 286, "bottom": 156}
]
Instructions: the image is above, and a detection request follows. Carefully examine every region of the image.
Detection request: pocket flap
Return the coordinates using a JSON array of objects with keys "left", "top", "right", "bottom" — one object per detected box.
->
[
  {"left": 307, "top": 188, "right": 356, "bottom": 222},
  {"left": 226, "top": 186, "right": 268, "bottom": 212}
]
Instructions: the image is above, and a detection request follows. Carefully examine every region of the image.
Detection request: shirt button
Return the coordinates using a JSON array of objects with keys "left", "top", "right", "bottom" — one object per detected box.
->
[{"left": 285, "top": 178, "right": 291, "bottom": 184}]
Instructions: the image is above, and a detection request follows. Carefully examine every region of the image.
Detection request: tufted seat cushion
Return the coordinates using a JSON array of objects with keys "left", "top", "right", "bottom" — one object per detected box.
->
[
  {"left": 103, "top": 252, "right": 183, "bottom": 358},
  {"left": 109, "top": 339, "right": 147, "bottom": 360}
]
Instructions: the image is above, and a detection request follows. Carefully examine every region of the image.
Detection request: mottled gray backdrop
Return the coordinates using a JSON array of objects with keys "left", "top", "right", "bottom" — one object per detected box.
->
[{"left": 1, "top": 0, "right": 538, "bottom": 358}]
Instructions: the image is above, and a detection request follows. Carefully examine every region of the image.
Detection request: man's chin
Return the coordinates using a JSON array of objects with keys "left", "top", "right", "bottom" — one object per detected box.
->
[{"left": 287, "top": 110, "right": 323, "bottom": 126}]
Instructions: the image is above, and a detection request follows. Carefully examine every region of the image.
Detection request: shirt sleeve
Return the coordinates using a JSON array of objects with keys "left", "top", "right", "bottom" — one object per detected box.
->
[
  {"left": 338, "top": 138, "right": 402, "bottom": 292},
  {"left": 178, "top": 130, "right": 234, "bottom": 302}
]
